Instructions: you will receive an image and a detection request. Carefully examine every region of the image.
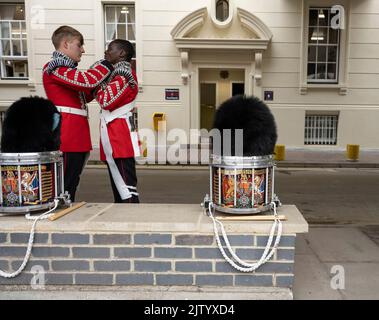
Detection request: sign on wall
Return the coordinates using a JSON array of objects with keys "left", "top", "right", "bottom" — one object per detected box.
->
[
  {"left": 264, "top": 91, "right": 274, "bottom": 101},
  {"left": 165, "top": 88, "right": 180, "bottom": 100}
]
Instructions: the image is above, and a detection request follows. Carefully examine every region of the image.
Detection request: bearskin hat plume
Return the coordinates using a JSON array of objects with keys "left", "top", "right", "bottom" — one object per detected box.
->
[
  {"left": 1, "top": 96, "right": 61, "bottom": 153},
  {"left": 213, "top": 95, "right": 277, "bottom": 156}
]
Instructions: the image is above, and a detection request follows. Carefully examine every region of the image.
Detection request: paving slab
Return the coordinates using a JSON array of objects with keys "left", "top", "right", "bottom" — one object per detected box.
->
[
  {"left": 88, "top": 203, "right": 201, "bottom": 232},
  {"left": 304, "top": 227, "right": 379, "bottom": 262},
  {"left": 0, "top": 204, "right": 307, "bottom": 235},
  {"left": 58, "top": 203, "right": 113, "bottom": 223},
  {"left": 293, "top": 254, "right": 342, "bottom": 300},
  {"left": 294, "top": 234, "right": 313, "bottom": 255},
  {"left": 325, "top": 262, "right": 379, "bottom": 300},
  {"left": 359, "top": 225, "right": 379, "bottom": 246}
]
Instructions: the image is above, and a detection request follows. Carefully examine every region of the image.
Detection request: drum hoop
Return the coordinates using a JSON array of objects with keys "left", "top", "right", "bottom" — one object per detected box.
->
[
  {"left": 210, "top": 154, "right": 275, "bottom": 168},
  {"left": 0, "top": 201, "right": 56, "bottom": 214},
  {"left": 0, "top": 151, "right": 62, "bottom": 165},
  {"left": 213, "top": 204, "right": 271, "bottom": 215}
]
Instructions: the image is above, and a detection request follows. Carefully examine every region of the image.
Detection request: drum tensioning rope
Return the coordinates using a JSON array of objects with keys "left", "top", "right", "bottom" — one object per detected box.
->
[
  {"left": 0, "top": 199, "right": 59, "bottom": 278},
  {"left": 205, "top": 199, "right": 282, "bottom": 272}
]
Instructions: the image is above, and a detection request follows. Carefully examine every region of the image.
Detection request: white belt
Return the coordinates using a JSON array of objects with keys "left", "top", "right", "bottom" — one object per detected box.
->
[
  {"left": 100, "top": 101, "right": 140, "bottom": 200},
  {"left": 56, "top": 106, "right": 88, "bottom": 117},
  {"left": 101, "top": 103, "right": 134, "bottom": 124}
]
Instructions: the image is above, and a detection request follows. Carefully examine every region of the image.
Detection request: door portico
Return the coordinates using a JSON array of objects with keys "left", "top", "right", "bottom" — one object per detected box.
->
[{"left": 171, "top": 6, "right": 273, "bottom": 131}]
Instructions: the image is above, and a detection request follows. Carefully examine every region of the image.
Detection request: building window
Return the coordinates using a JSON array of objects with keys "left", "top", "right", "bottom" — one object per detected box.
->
[
  {"left": 216, "top": 0, "right": 229, "bottom": 22},
  {"left": 304, "top": 113, "right": 338, "bottom": 145},
  {"left": 0, "top": 3, "right": 27, "bottom": 79},
  {"left": 307, "top": 7, "right": 340, "bottom": 83},
  {"left": 104, "top": 4, "right": 136, "bottom": 69}
]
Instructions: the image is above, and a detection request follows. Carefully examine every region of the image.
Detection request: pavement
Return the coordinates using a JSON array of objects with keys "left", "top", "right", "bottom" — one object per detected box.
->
[
  {"left": 275, "top": 147, "right": 379, "bottom": 168},
  {"left": 293, "top": 226, "right": 379, "bottom": 299},
  {"left": 88, "top": 146, "right": 379, "bottom": 168}
]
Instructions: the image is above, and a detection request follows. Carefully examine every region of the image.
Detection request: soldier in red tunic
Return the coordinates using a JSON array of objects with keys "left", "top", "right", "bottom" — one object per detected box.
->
[
  {"left": 95, "top": 39, "right": 140, "bottom": 203},
  {"left": 43, "top": 26, "right": 113, "bottom": 202}
]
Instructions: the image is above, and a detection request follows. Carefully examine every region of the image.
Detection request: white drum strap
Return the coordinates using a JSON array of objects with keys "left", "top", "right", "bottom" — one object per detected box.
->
[
  {"left": 0, "top": 199, "right": 59, "bottom": 278},
  {"left": 100, "top": 102, "right": 139, "bottom": 200},
  {"left": 207, "top": 201, "right": 282, "bottom": 272}
]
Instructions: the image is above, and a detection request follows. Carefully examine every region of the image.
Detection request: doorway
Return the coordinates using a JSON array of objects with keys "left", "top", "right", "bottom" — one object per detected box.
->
[
  {"left": 199, "top": 68, "right": 245, "bottom": 131},
  {"left": 200, "top": 82, "right": 216, "bottom": 131}
]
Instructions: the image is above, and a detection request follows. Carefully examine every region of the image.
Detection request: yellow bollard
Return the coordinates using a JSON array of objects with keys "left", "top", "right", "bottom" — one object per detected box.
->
[
  {"left": 346, "top": 144, "right": 359, "bottom": 161},
  {"left": 274, "top": 144, "right": 285, "bottom": 161},
  {"left": 140, "top": 138, "right": 148, "bottom": 158},
  {"left": 143, "top": 145, "right": 148, "bottom": 158}
]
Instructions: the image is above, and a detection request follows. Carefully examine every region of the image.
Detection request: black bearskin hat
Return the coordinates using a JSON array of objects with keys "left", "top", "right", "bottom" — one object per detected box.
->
[
  {"left": 213, "top": 95, "right": 277, "bottom": 156},
  {"left": 1, "top": 96, "right": 61, "bottom": 153}
]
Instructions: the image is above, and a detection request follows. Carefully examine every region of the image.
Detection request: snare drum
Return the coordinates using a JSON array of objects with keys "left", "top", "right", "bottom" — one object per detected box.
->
[
  {"left": 210, "top": 154, "right": 276, "bottom": 214},
  {"left": 0, "top": 151, "right": 64, "bottom": 214}
]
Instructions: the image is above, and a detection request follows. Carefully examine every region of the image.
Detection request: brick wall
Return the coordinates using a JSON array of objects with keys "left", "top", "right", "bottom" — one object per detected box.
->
[{"left": 0, "top": 232, "right": 295, "bottom": 287}]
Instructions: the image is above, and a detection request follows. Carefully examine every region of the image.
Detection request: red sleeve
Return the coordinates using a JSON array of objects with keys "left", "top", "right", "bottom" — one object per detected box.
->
[
  {"left": 96, "top": 74, "right": 138, "bottom": 111},
  {"left": 49, "top": 61, "right": 112, "bottom": 93}
]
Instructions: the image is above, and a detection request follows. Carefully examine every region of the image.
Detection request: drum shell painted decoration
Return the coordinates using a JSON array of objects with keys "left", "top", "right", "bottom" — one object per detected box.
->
[
  {"left": 210, "top": 155, "right": 275, "bottom": 214},
  {"left": 0, "top": 151, "right": 64, "bottom": 213}
]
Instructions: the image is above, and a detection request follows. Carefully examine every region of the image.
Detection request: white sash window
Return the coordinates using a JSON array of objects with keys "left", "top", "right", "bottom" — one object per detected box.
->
[
  {"left": 0, "top": 3, "right": 28, "bottom": 79},
  {"left": 307, "top": 7, "right": 340, "bottom": 83},
  {"left": 104, "top": 4, "right": 136, "bottom": 70}
]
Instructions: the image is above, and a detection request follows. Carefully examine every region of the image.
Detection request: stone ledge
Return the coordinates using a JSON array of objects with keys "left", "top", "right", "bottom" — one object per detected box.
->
[
  {"left": 0, "top": 285, "right": 293, "bottom": 300},
  {"left": 0, "top": 204, "right": 308, "bottom": 234}
]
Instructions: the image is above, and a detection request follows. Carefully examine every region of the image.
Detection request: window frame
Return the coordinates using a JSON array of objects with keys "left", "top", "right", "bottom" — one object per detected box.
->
[
  {"left": 0, "top": 3, "right": 28, "bottom": 80},
  {"left": 210, "top": 0, "right": 233, "bottom": 29},
  {"left": 300, "top": 0, "right": 350, "bottom": 95},
  {"left": 216, "top": 0, "right": 229, "bottom": 23},
  {"left": 306, "top": 7, "right": 340, "bottom": 84},
  {"left": 103, "top": 3, "right": 136, "bottom": 68},
  {"left": 304, "top": 112, "right": 339, "bottom": 145}
]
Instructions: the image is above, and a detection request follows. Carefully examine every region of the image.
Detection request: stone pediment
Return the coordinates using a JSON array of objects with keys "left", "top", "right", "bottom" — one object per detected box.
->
[{"left": 171, "top": 7, "right": 273, "bottom": 50}]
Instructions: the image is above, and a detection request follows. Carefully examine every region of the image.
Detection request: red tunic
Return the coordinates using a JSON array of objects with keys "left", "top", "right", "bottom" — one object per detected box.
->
[
  {"left": 95, "top": 70, "right": 139, "bottom": 161},
  {"left": 42, "top": 61, "right": 112, "bottom": 152}
]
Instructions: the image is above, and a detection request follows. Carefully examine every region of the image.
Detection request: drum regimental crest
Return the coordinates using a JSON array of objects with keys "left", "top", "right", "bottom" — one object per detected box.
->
[{"left": 1, "top": 164, "right": 55, "bottom": 207}]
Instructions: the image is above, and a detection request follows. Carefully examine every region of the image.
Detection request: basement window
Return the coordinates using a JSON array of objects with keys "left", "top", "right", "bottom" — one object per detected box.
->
[{"left": 304, "top": 113, "right": 338, "bottom": 145}]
